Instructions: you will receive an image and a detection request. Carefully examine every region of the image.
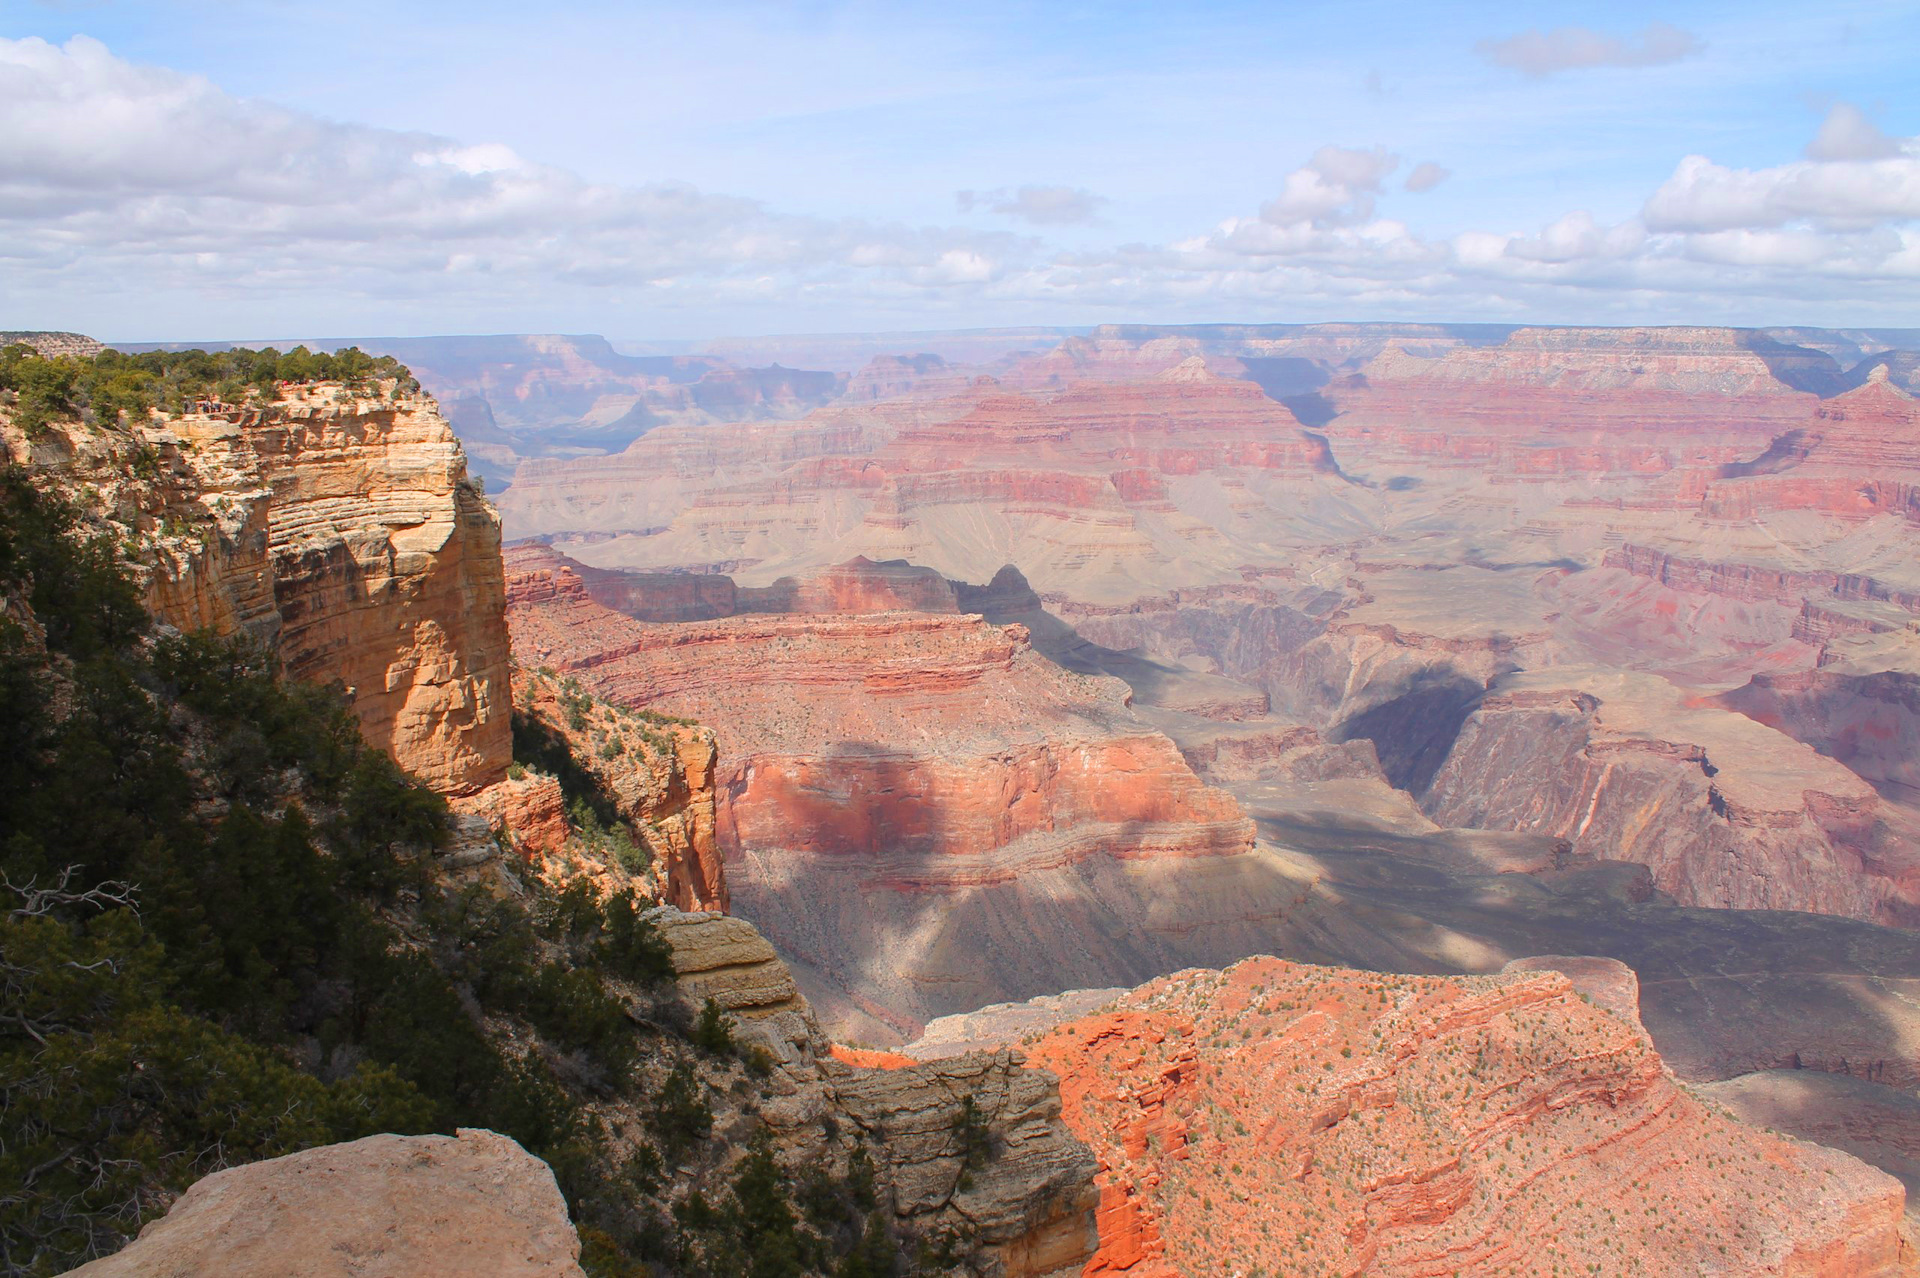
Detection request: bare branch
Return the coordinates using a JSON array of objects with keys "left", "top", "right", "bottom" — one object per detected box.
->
[{"left": 2, "top": 866, "right": 138, "bottom": 920}]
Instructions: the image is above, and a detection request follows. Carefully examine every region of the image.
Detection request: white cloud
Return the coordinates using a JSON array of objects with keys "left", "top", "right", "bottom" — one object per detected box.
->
[
  {"left": 1261, "top": 146, "right": 1401, "bottom": 226},
  {"left": 1477, "top": 22, "right": 1703, "bottom": 77},
  {"left": 956, "top": 185, "right": 1108, "bottom": 225},
  {"left": 0, "top": 35, "right": 1025, "bottom": 315},
  {"left": 1403, "top": 162, "right": 1451, "bottom": 193},
  {"left": 1805, "top": 102, "right": 1905, "bottom": 161},
  {"left": 1644, "top": 153, "right": 1920, "bottom": 232}
]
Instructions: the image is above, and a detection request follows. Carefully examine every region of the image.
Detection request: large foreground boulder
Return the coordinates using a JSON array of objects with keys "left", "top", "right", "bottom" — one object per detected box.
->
[{"left": 65, "top": 1129, "right": 582, "bottom": 1277}]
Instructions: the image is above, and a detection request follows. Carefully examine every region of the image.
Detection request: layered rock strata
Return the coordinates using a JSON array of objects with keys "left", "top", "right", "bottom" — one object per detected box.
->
[
  {"left": 502, "top": 548, "right": 1313, "bottom": 1039},
  {"left": 1421, "top": 668, "right": 1920, "bottom": 924},
  {"left": 503, "top": 548, "right": 1253, "bottom": 882},
  {"left": 646, "top": 907, "right": 1100, "bottom": 1277},
  {"left": 7, "top": 383, "right": 512, "bottom": 795},
  {"left": 508, "top": 661, "right": 725, "bottom": 911},
  {"left": 1019, "top": 957, "right": 1914, "bottom": 1278}
]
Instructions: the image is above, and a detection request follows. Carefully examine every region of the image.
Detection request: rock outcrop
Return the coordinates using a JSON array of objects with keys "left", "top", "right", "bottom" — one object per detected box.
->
[
  {"left": 508, "top": 662, "right": 725, "bottom": 912},
  {"left": 646, "top": 907, "right": 1100, "bottom": 1278},
  {"left": 6, "top": 382, "right": 512, "bottom": 795},
  {"left": 1019, "top": 956, "right": 1914, "bottom": 1278},
  {"left": 1420, "top": 668, "right": 1920, "bottom": 924},
  {"left": 66, "top": 1129, "right": 584, "bottom": 1278},
  {"left": 1, "top": 329, "right": 106, "bottom": 359}
]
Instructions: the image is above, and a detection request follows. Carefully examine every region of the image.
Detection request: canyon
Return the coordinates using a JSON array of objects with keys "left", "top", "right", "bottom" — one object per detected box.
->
[
  {"left": 480, "top": 321, "right": 1920, "bottom": 1269},
  {"left": 15, "top": 322, "right": 1920, "bottom": 1276}
]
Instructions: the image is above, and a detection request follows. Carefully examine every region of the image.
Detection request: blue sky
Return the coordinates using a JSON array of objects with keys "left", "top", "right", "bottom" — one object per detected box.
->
[{"left": 5, "top": 0, "right": 1918, "bottom": 339}]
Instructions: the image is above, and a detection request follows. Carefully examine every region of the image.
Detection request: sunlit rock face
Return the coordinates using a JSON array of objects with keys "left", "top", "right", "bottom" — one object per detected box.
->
[
  {"left": 64, "top": 1129, "right": 586, "bottom": 1278},
  {"left": 6, "top": 382, "right": 512, "bottom": 796},
  {"left": 1010, "top": 957, "right": 1914, "bottom": 1278}
]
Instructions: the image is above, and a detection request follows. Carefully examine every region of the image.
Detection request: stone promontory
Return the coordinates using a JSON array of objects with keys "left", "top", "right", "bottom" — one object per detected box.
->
[{"left": 64, "top": 1129, "right": 583, "bottom": 1277}]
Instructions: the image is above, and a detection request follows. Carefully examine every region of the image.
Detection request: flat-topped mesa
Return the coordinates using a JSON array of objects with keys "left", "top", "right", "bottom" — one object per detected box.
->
[
  {"left": 1014, "top": 956, "right": 1913, "bottom": 1278},
  {"left": 1355, "top": 326, "right": 1843, "bottom": 395},
  {"left": 885, "top": 361, "right": 1336, "bottom": 478},
  {"left": 6, "top": 380, "right": 511, "bottom": 796},
  {"left": 1323, "top": 328, "right": 1834, "bottom": 465}
]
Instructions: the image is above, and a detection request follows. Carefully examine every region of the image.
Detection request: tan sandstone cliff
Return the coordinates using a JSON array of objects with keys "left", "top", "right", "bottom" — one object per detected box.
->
[{"left": 5, "top": 381, "right": 512, "bottom": 795}]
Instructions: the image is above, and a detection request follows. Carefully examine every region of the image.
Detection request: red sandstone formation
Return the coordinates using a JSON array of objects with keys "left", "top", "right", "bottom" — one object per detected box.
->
[
  {"left": 1022, "top": 957, "right": 1913, "bottom": 1277},
  {"left": 5, "top": 381, "right": 512, "bottom": 796},
  {"left": 487, "top": 319, "right": 1920, "bottom": 1058},
  {"left": 498, "top": 546, "right": 1315, "bottom": 1038},
  {"left": 503, "top": 547, "right": 1252, "bottom": 884},
  {"left": 497, "top": 360, "right": 1346, "bottom": 600}
]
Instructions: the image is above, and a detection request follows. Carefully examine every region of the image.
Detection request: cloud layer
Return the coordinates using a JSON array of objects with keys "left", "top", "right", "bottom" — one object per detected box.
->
[
  {"left": 2, "top": 36, "right": 1915, "bottom": 334},
  {"left": 1477, "top": 22, "right": 1703, "bottom": 77},
  {"left": 957, "top": 186, "right": 1108, "bottom": 225}
]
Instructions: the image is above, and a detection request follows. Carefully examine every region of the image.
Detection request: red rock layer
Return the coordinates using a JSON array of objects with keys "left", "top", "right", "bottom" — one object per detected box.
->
[
  {"left": 1607, "top": 544, "right": 1920, "bottom": 613},
  {"left": 1025, "top": 956, "right": 1914, "bottom": 1278},
  {"left": 1420, "top": 676, "right": 1920, "bottom": 924},
  {"left": 496, "top": 362, "right": 1337, "bottom": 566},
  {"left": 502, "top": 547, "right": 1254, "bottom": 886}
]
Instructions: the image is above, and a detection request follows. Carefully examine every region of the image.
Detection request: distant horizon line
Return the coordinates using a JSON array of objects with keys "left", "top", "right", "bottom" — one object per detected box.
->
[{"left": 70, "top": 318, "right": 1920, "bottom": 354}]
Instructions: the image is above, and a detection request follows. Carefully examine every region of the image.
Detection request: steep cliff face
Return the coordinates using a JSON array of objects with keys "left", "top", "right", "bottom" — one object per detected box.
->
[
  {"left": 1420, "top": 669, "right": 1920, "bottom": 924},
  {"left": 6, "top": 382, "right": 512, "bottom": 795},
  {"left": 501, "top": 547, "right": 1323, "bottom": 1042},
  {"left": 503, "top": 547, "right": 1254, "bottom": 884},
  {"left": 1715, "top": 667, "right": 1920, "bottom": 801},
  {"left": 1017, "top": 956, "right": 1913, "bottom": 1278}
]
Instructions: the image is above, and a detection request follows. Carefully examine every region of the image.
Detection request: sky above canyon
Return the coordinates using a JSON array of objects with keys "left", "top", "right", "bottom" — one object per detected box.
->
[{"left": 4, "top": 0, "right": 1918, "bottom": 340}]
